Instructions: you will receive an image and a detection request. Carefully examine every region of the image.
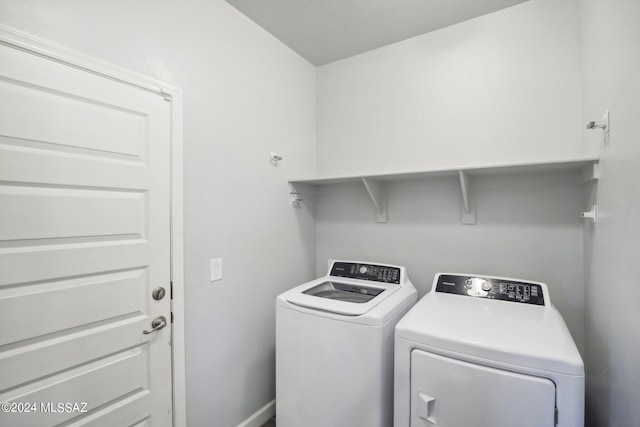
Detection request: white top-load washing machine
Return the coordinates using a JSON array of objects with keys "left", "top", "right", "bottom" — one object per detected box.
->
[
  {"left": 394, "top": 273, "right": 584, "bottom": 427},
  {"left": 276, "top": 260, "right": 417, "bottom": 427}
]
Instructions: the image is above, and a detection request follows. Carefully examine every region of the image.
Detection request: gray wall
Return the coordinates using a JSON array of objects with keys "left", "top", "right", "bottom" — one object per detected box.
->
[
  {"left": 0, "top": 1, "right": 317, "bottom": 425},
  {"left": 314, "top": 0, "right": 588, "bottom": 353},
  {"left": 317, "top": 0, "right": 589, "bottom": 177},
  {"left": 579, "top": 0, "right": 640, "bottom": 426},
  {"left": 315, "top": 171, "right": 586, "bottom": 351}
]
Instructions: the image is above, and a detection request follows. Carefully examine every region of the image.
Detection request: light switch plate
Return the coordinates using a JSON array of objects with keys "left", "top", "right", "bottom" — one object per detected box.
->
[{"left": 210, "top": 258, "right": 222, "bottom": 282}]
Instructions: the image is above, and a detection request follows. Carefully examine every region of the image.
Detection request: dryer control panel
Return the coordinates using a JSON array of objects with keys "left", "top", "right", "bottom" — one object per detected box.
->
[
  {"left": 330, "top": 262, "right": 401, "bottom": 284},
  {"left": 435, "top": 274, "right": 546, "bottom": 306}
]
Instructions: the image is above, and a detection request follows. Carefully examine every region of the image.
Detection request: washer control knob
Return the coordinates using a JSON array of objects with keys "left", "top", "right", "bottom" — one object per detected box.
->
[
  {"left": 359, "top": 266, "right": 368, "bottom": 274},
  {"left": 481, "top": 280, "right": 492, "bottom": 292}
]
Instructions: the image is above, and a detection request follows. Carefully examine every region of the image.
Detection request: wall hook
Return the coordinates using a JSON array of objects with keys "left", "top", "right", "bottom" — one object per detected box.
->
[
  {"left": 290, "top": 192, "right": 302, "bottom": 207},
  {"left": 586, "top": 111, "right": 610, "bottom": 144},
  {"left": 580, "top": 205, "right": 597, "bottom": 223},
  {"left": 270, "top": 152, "right": 283, "bottom": 166}
]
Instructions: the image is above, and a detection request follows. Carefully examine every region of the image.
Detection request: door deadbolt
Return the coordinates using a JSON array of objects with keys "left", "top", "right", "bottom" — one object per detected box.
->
[{"left": 152, "top": 287, "right": 166, "bottom": 301}]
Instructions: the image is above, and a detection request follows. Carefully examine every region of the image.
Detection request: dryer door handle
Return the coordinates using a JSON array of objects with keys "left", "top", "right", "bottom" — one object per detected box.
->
[{"left": 417, "top": 392, "right": 438, "bottom": 424}]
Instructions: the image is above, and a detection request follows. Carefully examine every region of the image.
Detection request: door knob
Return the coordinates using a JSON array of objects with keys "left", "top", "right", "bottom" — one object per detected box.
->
[{"left": 143, "top": 316, "right": 167, "bottom": 334}]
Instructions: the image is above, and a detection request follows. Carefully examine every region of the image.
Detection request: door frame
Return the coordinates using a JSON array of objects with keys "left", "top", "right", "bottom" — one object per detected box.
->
[{"left": 0, "top": 25, "right": 187, "bottom": 426}]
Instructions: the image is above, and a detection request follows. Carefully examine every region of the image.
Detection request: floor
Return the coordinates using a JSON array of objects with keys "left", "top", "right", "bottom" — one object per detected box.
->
[{"left": 260, "top": 416, "right": 276, "bottom": 427}]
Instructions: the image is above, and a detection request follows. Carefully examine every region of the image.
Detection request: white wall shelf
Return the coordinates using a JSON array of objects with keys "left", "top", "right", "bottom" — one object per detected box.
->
[{"left": 289, "top": 157, "right": 600, "bottom": 224}]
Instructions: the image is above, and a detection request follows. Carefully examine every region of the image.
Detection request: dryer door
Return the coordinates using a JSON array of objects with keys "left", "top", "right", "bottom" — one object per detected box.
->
[{"left": 410, "top": 349, "right": 556, "bottom": 427}]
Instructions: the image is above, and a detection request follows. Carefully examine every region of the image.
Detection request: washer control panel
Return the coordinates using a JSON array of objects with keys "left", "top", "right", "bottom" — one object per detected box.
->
[
  {"left": 435, "top": 274, "right": 545, "bottom": 306},
  {"left": 330, "top": 262, "right": 401, "bottom": 284}
]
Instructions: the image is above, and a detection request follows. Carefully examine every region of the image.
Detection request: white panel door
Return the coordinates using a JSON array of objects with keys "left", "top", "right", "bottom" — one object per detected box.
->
[
  {"left": 0, "top": 41, "right": 173, "bottom": 426},
  {"left": 410, "top": 349, "right": 556, "bottom": 427}
]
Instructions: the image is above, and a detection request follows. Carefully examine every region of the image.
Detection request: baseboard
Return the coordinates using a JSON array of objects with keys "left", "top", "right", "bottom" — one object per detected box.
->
[{"left": 237, "top": 399, "right": 276, "bottom": 427}]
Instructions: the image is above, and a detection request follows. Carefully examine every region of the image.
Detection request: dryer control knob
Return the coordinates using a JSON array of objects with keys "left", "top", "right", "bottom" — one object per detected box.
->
[
  {"left": 481, "top": 280, "right": 492, "bottom": 292},
  {"left": 359, "top": 266, "right": 368, "bottom": 274}
]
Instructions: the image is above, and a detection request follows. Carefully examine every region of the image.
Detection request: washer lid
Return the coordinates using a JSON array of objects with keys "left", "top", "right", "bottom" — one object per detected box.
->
[
  {"left": 303, "top": 281, "right": 385, "bottom": 303},
  {"left": 395, "top": 291, "right": 584, "bottom": 376},
  {"left": 285, "top": 278, "right": 400, "bottom": 316}
]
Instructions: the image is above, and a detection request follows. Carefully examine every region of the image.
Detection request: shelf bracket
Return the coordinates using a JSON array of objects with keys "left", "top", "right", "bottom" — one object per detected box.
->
[
  {"left": 580, "top": 161, "right": 600, "bottom": 183},
  {"left": 361, "top": 177, "right": 388, "bottom": 223},
  {"left": 288, "top": 182, "right": 307, "bottom": 208},
  {"left": 458, "top": 171, "right": 476, "bottom": 225},
  {"left": 581, "top": 205, "right": 597, "bottom": 223}
]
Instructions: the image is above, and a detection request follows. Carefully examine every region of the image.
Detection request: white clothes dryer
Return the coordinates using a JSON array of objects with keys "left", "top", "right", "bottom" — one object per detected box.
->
[
  {"left": 394, "top": 273, "right": 584, "bottom": 427},
  {"left": 276, "top": 260, "right": 417, "bottom": 427}
]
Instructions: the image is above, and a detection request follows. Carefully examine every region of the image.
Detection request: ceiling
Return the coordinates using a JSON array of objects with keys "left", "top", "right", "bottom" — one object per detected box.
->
[{"left": 225, "top": 0, "right": 530, "bottom": 66}]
